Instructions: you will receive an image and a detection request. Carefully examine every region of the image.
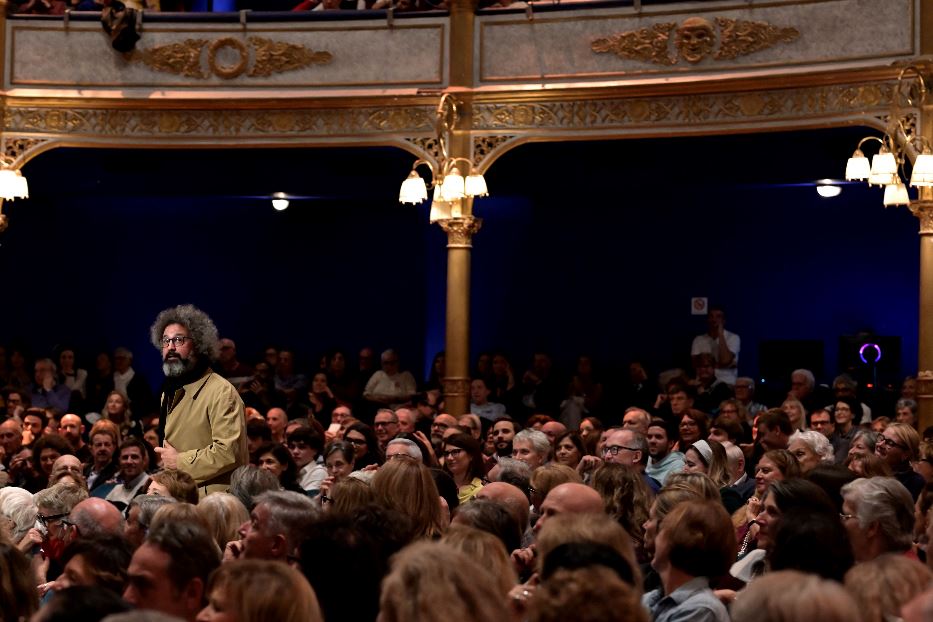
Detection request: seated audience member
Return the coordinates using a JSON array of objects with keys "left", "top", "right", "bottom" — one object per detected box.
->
[
  {"left": 245, "top": 418, "right": 273, "bottom": 460},
  {"left": 125, "top": 495, "right": 176, "bottom": 550},
  {"left": 831, "top": 396, "right": 862, "bottom": 458},
  {"left": 642, "top": 500, "right": 734, "bottom": 622},
  {"left": 897, "top": 398, "right": 919, "bottom": 428},
  {"left": 787, "top": 430, "right": 835, "bottom": 473},
  {"left": 25, "top": 433, "right": 74, "bottom": 492},
  {"left": 722, "top": 442, "right": 754, "bottom": 500},
  {"left": 0, "top": 486, "right": 37, "bottom": 551},
  {"left": 876, "top": 422, "right": 926, "bottom": 500},
  {"left": 363, "top": 349, "right": 417, "bottom": 407},
  {"left": 456, "top": 414, "right": 482, "bottom": 441},
  {"left": 731, "top": 571, "right": 860, "bottom": 622},
  {"left": 344, "top": 422, "right": 383, "bottom": 469},
  {"left": 123, "top": 519, "right": 221, "bottom": 621},
  {"left": 378, "top": 541, "right": 511, "bottom": 622},
  {"left": 533, "top": 512, "right": 641, "bottom": 598},
  {"left": 645, "top": 418, "right": 684, "bottom": 487},
  {"left": 53, "top": 533, "right": 133, "bottom": 595},
  {"left": 622, "top": 408, "right": 651, "bottom": 435},
  {"left": 30, "top": 358, "right": 71, "bottom": 414},
  {"left": 841, "top": 477, "right": 916, "bottom": 562},
  {"left": 756, "top": 409, "right": 792, "bottom": 453},
  {"left": 255, "top": 443, "right": 304, "bottom": 493},
  {"left": 475, "top": 481, "right": 532, "bottom": 537},
  {"left": 708, "top": 415, "right": 743, "bottom": 446},
  {"left": 512, "top": 429, "right": 550, "bottom": 471},
  {"left": 0, "top": 541, "right": 39, "bottom": 621},
  {"left": 443, "top": 432, "right": 486, "bottom": 504},
  {"left": 847, "top": 452, "right": 893, "bottom": 478},
  {"left": 102, "top": 437, "right": 152, "bottom": 511},
  {"left": 372, "top": 458, "right": 445, "bottom": 539},
  {"left": 541, "top": 421, "right": 568, "bottom": 447},
  {"left": 33, "top": 483, "right": 89, "bottom": 582},
  {"left": 682, "top": 439, "right": 741, "bottom": 514},
  {"left": 195, "top": 492, "right": 249, "bottom": 554},
  {"left": 804, "top": 463, "right": 857, "bottom": 513},
  {"left": 372, "top": 409, "right": 401, "bottom": 451},
  {"left": 147, "top": 469, "right": 198, "bottom": 504},
  {"left": 470, "top": 377, "right": 506, "bottom": 421},
  {"left": 487, "top": 457, "right": 532, "bottom": 500},
  {"left": 781, "top": 397, "right": 807, "bottom": 432},
  {"left": 692, "top": 353, "right": 733, "bottom": 413},
  {"left": 551, "top": 431, "right": 585, "bottom": 471},
  {"left": 532, "top": 482, "right": 604, "bottom": 536},
  {"left": 443, "top": 525, "right": 517, "bottom": 599},
  {"left": 84, "top": 422, "right": 120, "bottom": 492},
  {"left": 33, "top": 586, "right": 131, "bottom": 622},
  {"left": 529, "top": 464, "right": 582, "bottom": 516},
  {"left": 199, "top": 560, "right": 323, "bottom": 622},
  {"left": 491, "top": 417, "right": 520, "bottom": 458},
  {"left": 529, "top": 565, "right": 648, "bottom": 622},
  {"left": 601, "top": 428, "right": 658, "bottom": 493},
  {"left": 844, "top": 553, "right": 933, "bottom": 622},
  {"left": 676, "top": 407, "right": 707, "bottom": 448},
  {"left": 228, "top": 490, "right": 319, "bottom": 562},
  {"left": 590, "top": 463, "right": 650, "bottom": 562},
  {"left": 228, "top": 465, "right": 281, "bottom": 513},
  {"left": 768, "top": 506, "right": 854, "bottom": 582},
  {"left": 578, "top": 416, "right": 604, "bottom": 453},
  {"left": 451, "top": 499, "right": 522, "bottom": 556},
  {"left": 326, "top": 476, "right": 375, "bottom": 515}
]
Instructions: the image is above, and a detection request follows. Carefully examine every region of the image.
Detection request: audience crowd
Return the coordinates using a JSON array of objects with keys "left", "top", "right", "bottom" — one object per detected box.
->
[{"left": 2, "top": 306, "right": 933, "bottom": 622}]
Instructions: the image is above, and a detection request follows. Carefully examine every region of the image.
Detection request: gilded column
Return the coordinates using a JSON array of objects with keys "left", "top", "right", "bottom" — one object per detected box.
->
[
  {"left": 913, "top": 195, "right": 933, "bottom": 431},
  {"left": 438, "top": 215, "right": 482, "bottom": 416},
  {"left": 438, "top": 0, "right": 479, "bottom": 416}
]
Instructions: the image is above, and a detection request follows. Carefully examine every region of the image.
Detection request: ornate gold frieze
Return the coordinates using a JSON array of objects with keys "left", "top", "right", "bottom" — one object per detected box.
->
[
  {"left": 404, "top": 136, "right": 442, "bottom": 163},
  {"left": 472, "top": 83, "right": 894, "bottom": 130},
  {"left": 3, "top": 137, "right": 49, "bottom": 164},
  {"left": 473, "top": 134, "right": 516, "bottom": 167},
  {"left": 438, "top": 216, "right": 483, "bottom": 248},
  {"left": 125, "top": 36, "right": 333, "bottom": 80},
  {"left": 592, "top": 16, "right": 799, "bottom": 65},
  {"left": 441, "top": 377, "right": 471, "bottom": 400},
  {"left": 916, "top": 370, "right": 933, "bottom": 397},
  {"left": 3, "top": 105, "right": 435, "bottom": 137}
]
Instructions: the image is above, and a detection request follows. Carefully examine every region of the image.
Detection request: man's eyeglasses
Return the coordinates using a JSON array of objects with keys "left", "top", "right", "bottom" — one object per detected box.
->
[
  {"left": 602, "top": 445, "right": 638, "bottom": 456},
  {"left": 160, "top": 336, "right": 193, "bottom": 348},
  {"left": 36, "top": 512, "right": 70, "bottom": 527},
  {"left": 374, "top": 420, "right": 398, "bottom": 428}
]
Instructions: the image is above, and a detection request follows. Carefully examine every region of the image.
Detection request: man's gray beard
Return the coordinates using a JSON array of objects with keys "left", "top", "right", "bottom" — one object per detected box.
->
[{"left": 163, "top": 356, "right": 195, "bottom": 377}]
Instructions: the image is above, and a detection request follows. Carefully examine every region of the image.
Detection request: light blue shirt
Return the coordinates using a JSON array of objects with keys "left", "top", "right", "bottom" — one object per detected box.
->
[
  {"left": 642, "top": 576, "right": 730, "bottom": 622},
  {"left": 646, "top": 451, "right": 685, "bottom": 486}
]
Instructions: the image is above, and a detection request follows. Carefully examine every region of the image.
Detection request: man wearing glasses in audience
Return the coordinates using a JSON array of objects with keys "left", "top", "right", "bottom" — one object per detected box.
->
[{"left": 150, "top": 304, "right": 248, "bottom": 498}]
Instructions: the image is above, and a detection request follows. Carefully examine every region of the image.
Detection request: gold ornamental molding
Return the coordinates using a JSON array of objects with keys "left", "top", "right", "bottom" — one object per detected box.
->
[
  {"left": 591, "top": 16, "right": 799, "bottom": 66},
  {"left": 125, "top": 36, "right": 334, "bottom": 80},
  {"left": 911, "top": 201, "right": 933, "bottom": 235},
  {"left": 2, "top": 105, "right": 435, "bottom": 139},
  {"left": 472, "top": 82, "right": 897, "bottom": 132},
  {"left": 439, "top": 216, "right": 483, "bottom": 248}
]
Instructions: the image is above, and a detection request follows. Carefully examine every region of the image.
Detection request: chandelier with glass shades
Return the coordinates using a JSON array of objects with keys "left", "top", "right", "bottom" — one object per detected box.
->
[
  {"left": 398, "top": 93, "right": 488, "bottom": 222},
  {"left": 845, "top": 64, "right": 933, "bottom": 207}
]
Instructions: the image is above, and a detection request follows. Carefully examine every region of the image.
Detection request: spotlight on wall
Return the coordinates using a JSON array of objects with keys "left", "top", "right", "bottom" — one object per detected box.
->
[
  {"left": 816, "top": 180, "right": 842, "bottom": 198},
  {"left": 271, "top": 192, "right": 289, "bottom": 211}
]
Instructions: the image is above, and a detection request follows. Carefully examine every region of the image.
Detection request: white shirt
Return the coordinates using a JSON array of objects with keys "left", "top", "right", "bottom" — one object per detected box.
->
[
  {"left": 691, "top": 330, "right": 740, "bottom": 385},
  {"left": 298, "top": 462, "right": 327, "bottom": 492}
]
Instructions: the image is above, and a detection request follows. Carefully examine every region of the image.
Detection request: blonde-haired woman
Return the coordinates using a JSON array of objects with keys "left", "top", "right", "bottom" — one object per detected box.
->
[
  {"left": 198, "top": 560, "right": 322, "bottom": 622},
  {"left": 372, "top": 458, "right": 444, "bottom": 538}
]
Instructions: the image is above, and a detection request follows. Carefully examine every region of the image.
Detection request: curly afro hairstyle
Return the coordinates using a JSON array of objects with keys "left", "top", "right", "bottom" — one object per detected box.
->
[{"left": 150, "top": 304, "right": 221, "bottom": 361}]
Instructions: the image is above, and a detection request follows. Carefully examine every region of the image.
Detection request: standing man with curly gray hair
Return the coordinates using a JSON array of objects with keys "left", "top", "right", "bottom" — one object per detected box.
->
[{"left": 150, "top": 304, "right": 248, "bottom": 497}]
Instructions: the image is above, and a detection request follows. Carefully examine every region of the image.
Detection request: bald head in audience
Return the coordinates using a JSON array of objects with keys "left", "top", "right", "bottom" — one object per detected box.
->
[
  {"left": 533, "top": 483, "right": 604, "bottom": 535},
  {"left": 71, "top": 497, "right": 126, "bottom": 537},
  {"left": 476, "top": 481, "right": 531, "bottom": 532}
]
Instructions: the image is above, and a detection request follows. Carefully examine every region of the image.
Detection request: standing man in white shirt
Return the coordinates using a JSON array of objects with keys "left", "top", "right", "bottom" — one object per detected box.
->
[{"left": 691, "top": 306, "right": 740, "bottom": 386}]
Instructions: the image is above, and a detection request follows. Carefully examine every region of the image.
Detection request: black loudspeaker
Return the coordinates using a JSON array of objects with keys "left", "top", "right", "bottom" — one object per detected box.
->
[{"left": 837, "top": 335, "right": 901, "bottom": 390}]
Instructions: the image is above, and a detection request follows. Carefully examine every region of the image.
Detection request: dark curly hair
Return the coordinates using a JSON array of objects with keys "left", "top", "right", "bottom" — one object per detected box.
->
[{"left": 149, "top": 304, "right": 220, "bottom": 361}]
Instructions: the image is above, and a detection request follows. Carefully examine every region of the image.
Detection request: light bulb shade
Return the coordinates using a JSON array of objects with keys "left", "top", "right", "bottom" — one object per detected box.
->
[
  {"left": 0, "top": 169, "right": 28, "bottom": 200},
  {"left": 429, "top": 199, "right": 452, "bottom": 223},
  {"left": 465, "top": 174, "right": 488, "bottom": 197},
  {"left": 816, "top": 184, "right": 842, "bottom": 198},
  {"left": 910, "top": 153, "right": 933, "bottom": 187},
  {"left": 882, "top": 182, "right": 910, "bottom": 206},
  {"left": 440, "top": 170, "right": 465, "bottom": 201},
  {"left": 399, "top": 171, "right": 428, "bottom": 204},
  {"left": 868, "top": 150, "right": 898, "bottom": 186},
  {"left": 845, "top": 150, "right": 870, "bottom": 181}
]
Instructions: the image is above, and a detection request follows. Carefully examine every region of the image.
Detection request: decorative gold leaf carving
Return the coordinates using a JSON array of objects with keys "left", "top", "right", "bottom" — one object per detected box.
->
[
  {"left": 593, "top": 15, "right": 798, "bottom": 66},
  {"left": 472, "top": 135, "right": 514, "bottom": 167},
  {"left": 591, "top": 23, "right": 676, "bottom": 66},
  {"left": 2, "top": 137, "right": 48, "bottom": 163},
  {"left": 715, "top": 17, "right": 799, "bottom": 61},
  {"left": 438, "top": 216, "right": 483, "bottom": 248},
  {"left": 248, "top": 36, "right": 333, "bottom": 77},
  {"left": 125, "top": 36, "right": 332, "bottom": 80},
  {"left": 127, "top": 39, "right": 209, "bottom": 79},
  {"left": 405, "top": 136, "right": 442, "bottom": 163}
]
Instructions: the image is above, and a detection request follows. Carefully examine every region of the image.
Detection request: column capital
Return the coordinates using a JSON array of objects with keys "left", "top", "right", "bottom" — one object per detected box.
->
[
  {"left": 910, "top": 199, "right": 933, "bottom": 234},
  {"left": 438, "top": 216, "right": 483, "bottom": 248},
  {"left": 442, "top": 376, "right": 471, "bottom": 401}
]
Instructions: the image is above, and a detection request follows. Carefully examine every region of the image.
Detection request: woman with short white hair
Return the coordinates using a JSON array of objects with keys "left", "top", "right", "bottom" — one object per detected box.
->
[{"left": 788, "top": 430, "right": 834, "bottom": 473}]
